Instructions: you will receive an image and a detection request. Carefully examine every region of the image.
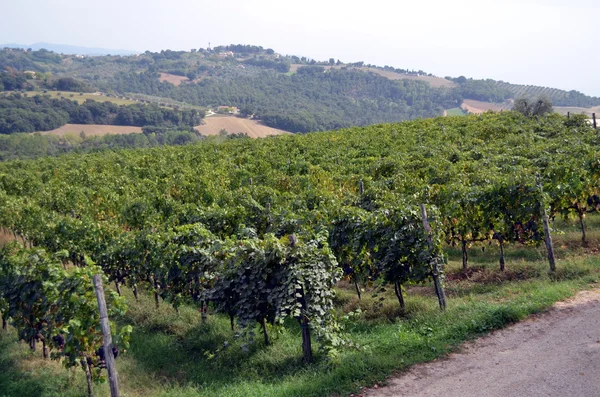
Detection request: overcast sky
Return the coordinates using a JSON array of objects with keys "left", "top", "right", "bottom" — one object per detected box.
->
[{"left": 2, "top": 0, "right": 599, "bottom": 96}]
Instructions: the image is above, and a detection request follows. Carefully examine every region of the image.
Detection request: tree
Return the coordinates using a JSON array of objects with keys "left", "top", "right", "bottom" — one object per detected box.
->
[{"left": 513, "top": 95, "right": 553, "bottom": 117}]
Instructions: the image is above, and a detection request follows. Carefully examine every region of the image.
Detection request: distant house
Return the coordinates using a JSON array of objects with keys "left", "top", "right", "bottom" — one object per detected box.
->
[{"left": 216, "top": 106, "right": 239, "bottom": 115}]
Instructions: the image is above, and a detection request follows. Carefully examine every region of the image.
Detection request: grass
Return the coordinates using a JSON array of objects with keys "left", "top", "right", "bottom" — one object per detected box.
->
[
  {"left": 2, "top": 215, "right": 600, "bottom": 397},
  {"left": 445, "top": 107, "right": 466, "bottom": 116}
]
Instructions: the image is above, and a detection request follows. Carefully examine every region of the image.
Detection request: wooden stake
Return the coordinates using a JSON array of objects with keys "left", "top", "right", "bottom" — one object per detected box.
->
[
  {"left": 537, "top": 176, "right": 556, "bottom": 272},
  {"left": 82, "top": 358, "right": 94, "bottom": 397},
  {"left": 461, "top": 238, "right": 468, "bottom": 271},
  {"left": 542, "top": 213, "right": 556, "bottom": 272},
  {"left": 93, "top": 275, "right": 120, "bottom": 397},
  {"left": 499, "top": 239, "right": 505, "bottom": 272},
  {"left": 593, "top": 113, "right": 597, "bottom": 130},
  {"left": 354, "top": 279, "right": 362, "bottom": 300},
  {"left": 420, "top": 204, "right": 447, "bottom": 310}
]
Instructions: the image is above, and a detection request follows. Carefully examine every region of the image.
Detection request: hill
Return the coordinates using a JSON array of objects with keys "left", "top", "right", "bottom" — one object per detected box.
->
[
  {"left": 1, "top": 44, "right": 599, "bottom": 133},
  {"left": 288, "top": 64, "right": 457, "bottom": 88},
  {"left": 0, "top": 42, "right": 139, "bottom": 56}
]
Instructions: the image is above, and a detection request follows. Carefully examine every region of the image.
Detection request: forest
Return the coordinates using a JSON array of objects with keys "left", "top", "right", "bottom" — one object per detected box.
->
[{"left": 105, "top": 68, "right": 460, "bottom": 132}]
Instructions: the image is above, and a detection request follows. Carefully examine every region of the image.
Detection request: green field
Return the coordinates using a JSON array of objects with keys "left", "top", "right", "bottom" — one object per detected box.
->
[{"left": 445, "top": 107, "right": 466, "bottom": 116}]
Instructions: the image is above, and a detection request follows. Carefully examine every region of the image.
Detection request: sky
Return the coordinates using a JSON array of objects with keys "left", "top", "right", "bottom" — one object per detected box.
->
[{"left": 2, "top": 0, "right": 599, "bottom": 96}]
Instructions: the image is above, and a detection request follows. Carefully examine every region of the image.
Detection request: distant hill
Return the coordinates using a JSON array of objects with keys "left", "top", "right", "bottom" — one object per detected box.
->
[
  {"left": 0, "top": 42, "right": 139, "bottom": 56},
  {"left": 1, "top": 44, "right": 599, "bottom": 133}
]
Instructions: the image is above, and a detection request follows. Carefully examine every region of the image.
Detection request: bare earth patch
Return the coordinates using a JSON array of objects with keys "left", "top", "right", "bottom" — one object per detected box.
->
[
  {"left": 364, "top": 287, "right": 600, "bottom": 397},
  {"left": 194, "top": 116, "right": 290, "bottom": 138},
  {"left": 554, "top": 106, "right": 600, "bottom": 117},
  {"left": 159, "top": 72, "right": 190, "bottom": 86},
  {"left": 359, "top": 68, "right": 455, "bottom": 88},
  {"left": 39, "top": 124, "right": 143, "bottom": 137},
  {"left": 461, "top": 99, "right": 512, "bottom": 114}
]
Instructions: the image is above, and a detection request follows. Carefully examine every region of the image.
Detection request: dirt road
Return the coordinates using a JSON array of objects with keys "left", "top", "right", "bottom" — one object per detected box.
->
[{"left": 366, "top": 288, "right": 600, "bottom": 397}]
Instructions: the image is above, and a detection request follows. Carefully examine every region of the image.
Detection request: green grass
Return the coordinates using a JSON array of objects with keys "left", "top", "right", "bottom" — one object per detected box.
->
[
  {"left": 2, "top": 216, "right": 600, "bottom": 397},
  {"left": 445, "top": 107, "right": 466, "bottom": 116}
]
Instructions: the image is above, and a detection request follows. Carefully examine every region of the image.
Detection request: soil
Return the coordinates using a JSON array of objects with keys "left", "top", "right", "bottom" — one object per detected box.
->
[
  {"left": 554, "top": 106, "right": 600, "bottom": 118},
  {"left": 364, "top": 287, "right": 600, "bottom": 397},
  {"left": 39, "top": 124, "right": 142, "bottom": 136},
  {"left": 461, "top": 99, "right": 511, "bottom": 114},
  {"left": 194, "top": 116, "right": 290, "bottom": 138},
  {"left": 158, "top": 72, "right": 189, "bottom": 86}
]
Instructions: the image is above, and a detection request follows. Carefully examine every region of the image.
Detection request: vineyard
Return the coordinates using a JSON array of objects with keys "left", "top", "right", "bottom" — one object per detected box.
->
[
  {"left": 495, "top": 81, "right": 600, "bottom": 107},
  {"left": 0, "top": 111, "right": 599, "bottom": 396}
]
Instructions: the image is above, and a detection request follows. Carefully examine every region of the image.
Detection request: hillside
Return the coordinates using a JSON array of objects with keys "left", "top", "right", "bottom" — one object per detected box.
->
[
  {"left": 1, "top": 45, "right": 599, "bottom": 133},
  {"left": 288, "top": 64, "right": 457, "bottom": 88},
  {"left": 1, "top": 42, "right": 139, "bottom": 56}
]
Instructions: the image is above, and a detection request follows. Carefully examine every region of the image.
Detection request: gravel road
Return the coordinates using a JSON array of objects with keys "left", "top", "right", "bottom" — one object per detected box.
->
[{"left": 365, "top": 288, "right": 600, "bottom": 397}]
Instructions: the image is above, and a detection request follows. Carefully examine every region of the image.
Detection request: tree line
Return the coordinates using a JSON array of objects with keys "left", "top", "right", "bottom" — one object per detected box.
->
[
  {"left": 0, "top": 93, "right": 204, "bottom": 134},
  {"left": 0, "top": 126, "right": 209, "bottom": 161}
]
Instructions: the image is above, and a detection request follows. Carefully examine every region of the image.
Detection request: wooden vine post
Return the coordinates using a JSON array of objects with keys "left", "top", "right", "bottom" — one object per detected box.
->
[
  {"left": 542, "top": 213, "right": 556, "bottom": 272},
  {"left": 537, "top": 177, "right": 556, "bottom": 272},
  {"left": 420, "top": 204, "right": 447, "bottom": 310},
  {"left": 593, "top": 113, "right": 597, "bottom": 130},
  {"left": 92, "top": 275, "right": 120, "bottom": 397}
]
